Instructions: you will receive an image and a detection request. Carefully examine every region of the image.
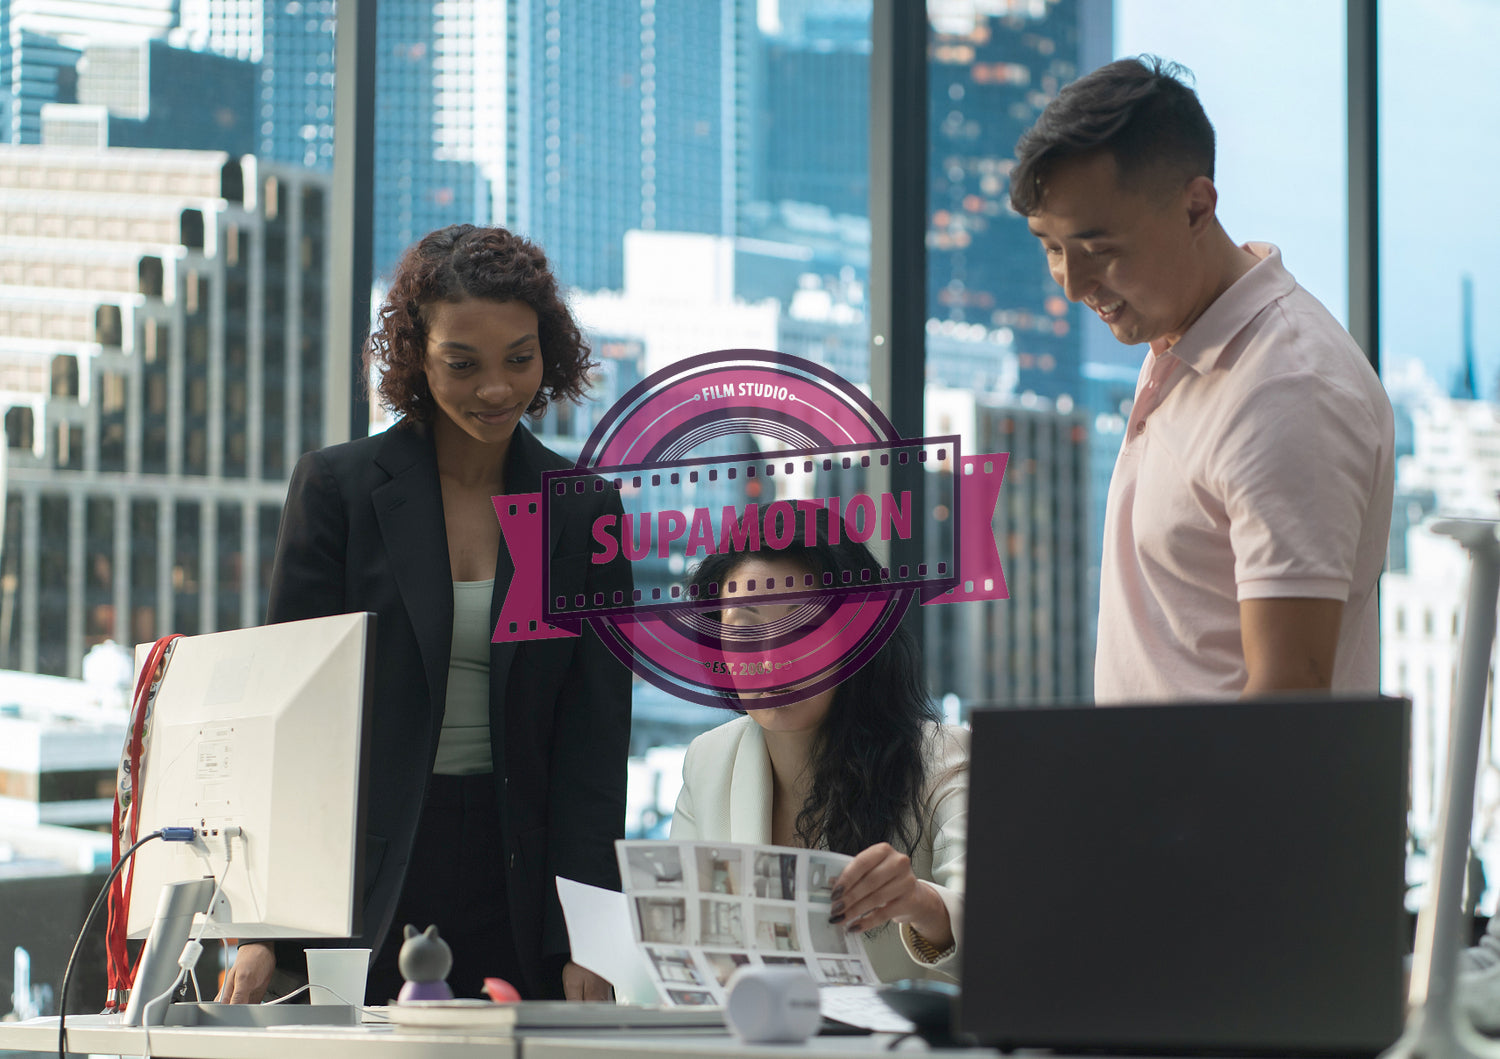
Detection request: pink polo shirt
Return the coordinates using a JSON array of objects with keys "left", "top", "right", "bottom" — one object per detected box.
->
[{"left": 1094, "top": 243, "right": 1394, "bottom": 703}]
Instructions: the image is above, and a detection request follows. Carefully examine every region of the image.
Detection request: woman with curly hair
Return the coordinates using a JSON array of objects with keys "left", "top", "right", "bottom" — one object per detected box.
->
[
  {"left": 218, "top": 225, "right": 630, "bottom": 1005},
  {"left": 671, "top": 510, "right": 967, "bottom": 983}
]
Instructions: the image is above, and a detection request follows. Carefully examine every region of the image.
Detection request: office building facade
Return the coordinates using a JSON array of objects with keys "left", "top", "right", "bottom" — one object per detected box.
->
[
  {"left": 371, "top": 0, "right": 502, "bottom": 279},
  {"left": 2, "top": 28, "right": 77, "bottom": 144},
  {"left": 756, "top": 4, "right": 868, "bottom": 218},
  {"left": 748, "top": 1, "right": 1112, "bottom": 403},
  {"left": 506, "top": 0, "right": 758, "bottom": 291},
  {"left": 2, "top": 0, "right": 181, "bottom": 144},
  {"left": 197, "top": 0, "right": 502, "bottom": 279},
  {"left": 0, "top": 145, "right": 334, "bottom": 678},
  {"left": 40, "top": 38, "right": 256, "bottom": 154},
  {"left": 923, "top": 390, "right": 1091, "bottom": 706},
  {"left": 928, "top": 0, "right": 1098, "bottom": 402}
]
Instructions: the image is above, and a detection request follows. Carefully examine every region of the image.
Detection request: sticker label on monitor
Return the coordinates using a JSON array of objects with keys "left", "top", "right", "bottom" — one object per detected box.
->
[{"left": 197, "top": 730, "right": 233, "bottom": 779}]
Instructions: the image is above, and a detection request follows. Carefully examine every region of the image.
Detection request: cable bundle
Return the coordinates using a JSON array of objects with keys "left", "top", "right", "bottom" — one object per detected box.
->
[{"left": 103, "top": 634, "right": 182, "bottom": 1013}]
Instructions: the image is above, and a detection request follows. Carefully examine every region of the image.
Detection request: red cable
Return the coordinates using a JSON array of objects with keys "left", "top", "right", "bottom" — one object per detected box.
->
[{"left": 103, "top": 634, "right": 181, "bottom": 1012}]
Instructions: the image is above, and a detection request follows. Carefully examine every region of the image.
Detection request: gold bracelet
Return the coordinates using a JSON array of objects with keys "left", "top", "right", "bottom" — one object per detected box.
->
[{"left": 907, "top": 926, "right": 956, "bottom": 964}]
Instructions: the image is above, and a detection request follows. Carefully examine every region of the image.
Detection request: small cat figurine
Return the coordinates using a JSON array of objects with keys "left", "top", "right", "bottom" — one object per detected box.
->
[{"left": 396, "top": 923, "right": 454, "bottom": 1002}]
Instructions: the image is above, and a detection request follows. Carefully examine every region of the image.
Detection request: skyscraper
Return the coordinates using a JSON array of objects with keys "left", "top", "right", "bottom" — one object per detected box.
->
[
  {"left": 506, "top": 0, "right": 758, "bottom": 291},
  {"left": 923, "top": 389, "right": 1091, "bottom": 705},
  {"left": 756, "top": 4, "right": 868, "bottom": 218},
  {"left": 0, "top": 146, "right": 335, "bottom": 677},
  {"left": 257, "top": 0, "right": 333, "bottom": 171},
  {"left": 206, "top": 0, "right": 505, "bottom": 278},
  {"left": 174, "top": 0, "right": 262, "bottom": 61},
  {"left": 928, "top": 0, "right": 1108, "bottom": 402},
  {"left": 3, "top": 29, "right": 78, "bottom": 144},
  {"left": 1, "top": 0, "right": 182, "bottom": 143},
  {"left": 372, "top": 0, "right": 503, "bottom": 278},
  {"left": 41, "top": 39, "right": 256, "bottom": 154},
  {"left": 748, "top": 1, "right": 1111, "bottom": 402}
]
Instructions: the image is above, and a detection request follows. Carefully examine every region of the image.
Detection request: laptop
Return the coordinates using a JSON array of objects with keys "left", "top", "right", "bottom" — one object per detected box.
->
[{"left": 960, "top": 695, "right": 1409, "bottom": 1055}]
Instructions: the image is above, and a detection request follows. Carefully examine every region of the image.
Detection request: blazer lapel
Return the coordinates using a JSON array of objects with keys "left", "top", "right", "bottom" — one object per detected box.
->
[
  {"left": 729, "top": 722, "right": 775, "bottom": 844},
  {"left": 372, "top": 424, "right": 452, "bottom": 732}
]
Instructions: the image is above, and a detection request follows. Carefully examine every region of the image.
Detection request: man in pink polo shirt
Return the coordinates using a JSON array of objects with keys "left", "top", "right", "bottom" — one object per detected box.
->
[{"left": 1012, "top": 56, "right": 1394, "bottom": 702}]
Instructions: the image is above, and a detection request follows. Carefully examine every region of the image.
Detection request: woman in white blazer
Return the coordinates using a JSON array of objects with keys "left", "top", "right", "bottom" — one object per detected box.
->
[{"left": 670, "top": 510, "right": 968, "bottom": 984}]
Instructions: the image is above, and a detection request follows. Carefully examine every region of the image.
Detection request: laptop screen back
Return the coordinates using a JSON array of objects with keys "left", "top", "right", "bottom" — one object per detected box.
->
[{"left": 960, "top": 696, "right": 1408, "bottom": 1055}]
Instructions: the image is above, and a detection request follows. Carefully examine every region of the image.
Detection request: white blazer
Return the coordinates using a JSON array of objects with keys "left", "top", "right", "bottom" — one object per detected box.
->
[{"left": 670, "top": 716, "right": 968, "bottom": 983}]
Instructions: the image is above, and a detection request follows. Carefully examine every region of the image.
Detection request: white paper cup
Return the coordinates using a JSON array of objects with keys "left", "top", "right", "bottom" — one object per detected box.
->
[{"left": 305, "top": 947, "right": 371, "bottom": 1007}]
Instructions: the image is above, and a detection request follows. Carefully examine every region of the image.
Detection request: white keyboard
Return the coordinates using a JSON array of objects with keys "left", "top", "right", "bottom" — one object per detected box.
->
[{"left": 819, "top": 986, "right": 916, "bottom": 1034}]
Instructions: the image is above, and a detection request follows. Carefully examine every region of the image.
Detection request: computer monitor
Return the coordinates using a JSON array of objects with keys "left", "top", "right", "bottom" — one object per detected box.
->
[
  {"left": 123, "top": 612, "right": 374, "bottom": 1020},
  {"left": 961, "top": 695, "right": 1408, "bottom": 1056}
]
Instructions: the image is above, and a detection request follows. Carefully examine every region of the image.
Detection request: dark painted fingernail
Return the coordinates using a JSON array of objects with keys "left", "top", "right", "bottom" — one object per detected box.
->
[
  {"left": 828, "top": 913, "right": 845, "bottom": 924},
  {"left": 830, "top": 900, "right": 844, "bottom": 916},
  {"left": 830, "top": 886, "right": 844, "bottom": 901}
]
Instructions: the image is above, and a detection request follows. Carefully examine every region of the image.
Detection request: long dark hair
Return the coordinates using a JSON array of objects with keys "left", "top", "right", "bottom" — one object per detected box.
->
[{"left": 688, "top": 509, "right": 939, "bottom": 856}]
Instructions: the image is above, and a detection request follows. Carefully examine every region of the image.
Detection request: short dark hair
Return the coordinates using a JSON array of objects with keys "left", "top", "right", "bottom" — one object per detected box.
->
[
  {"left": 366, "top": 224, "right": 595, "bottom": 423},
  {"left": 1009, "top": 55, "right": 1215, "bottom": 216}
]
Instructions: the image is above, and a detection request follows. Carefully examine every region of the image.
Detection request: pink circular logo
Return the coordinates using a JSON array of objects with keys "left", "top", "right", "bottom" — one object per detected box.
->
[{"left": 491, "top": 350, "right": 1010, "bottom": 710}]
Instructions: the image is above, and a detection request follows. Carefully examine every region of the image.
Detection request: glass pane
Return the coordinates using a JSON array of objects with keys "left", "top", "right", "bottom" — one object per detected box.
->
[
  {"left": 926, "top": 0, "right": 1345, "bottom": 710},
  {"left": 217, "top": 501, "right": 244, "bottom": 632},
  {"left": 0, "top": 1, "right": 337, "bottom": 1013},
  {"left": 1377, "top": 0, "right": 1500, "bottom": 912},
  {"left": 1113, "top": 0, "right": 1347, "bottom": 318},
  {"left": 84, "top": 498, "right": 115, "bottom": 653},
  {"left": 131, "top": 499, "right": 159, "bottom": 644},
  {"left": 1, "top": 493, "right": 22, "bottom": 669},
  {"left": 927, "top": 0, "right": 1105, "bottom": 706},
  {"left": 551, "top": 0, "right": 876, "bottom": 736},
  {"left": 37, "top": 496, "right": 69, "bottom": 677},
  {"left": 356, "top": 1, "right": 874, "bottom": 838},
  {"left": 174, "top": 501, "right": 203, "bottom": 639}
]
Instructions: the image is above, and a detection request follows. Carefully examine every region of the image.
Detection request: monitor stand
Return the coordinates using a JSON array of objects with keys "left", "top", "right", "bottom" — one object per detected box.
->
[
  {"left": 122, "top": 877, "right": 362, "bottom": 1027},
  {"left": 123, "top": 877, "right": 217, "bottom": 1027}
]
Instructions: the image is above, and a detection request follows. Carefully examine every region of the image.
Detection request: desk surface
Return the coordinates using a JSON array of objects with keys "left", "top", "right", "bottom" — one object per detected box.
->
[
  {"left": 517, "top": 1033, "right": 979, "bottom": 1059},
  {"left": 0, "top": 1016, "right": 995, "bottom": 1059},
  {"left": 0, "top": 1014, "right": 519, "bottom": 1059}
]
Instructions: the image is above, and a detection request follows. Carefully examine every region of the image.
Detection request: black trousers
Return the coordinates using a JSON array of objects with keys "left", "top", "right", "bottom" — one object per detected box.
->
[{"left": 365, "top": 772, "right": 532, "bottom": 1004}]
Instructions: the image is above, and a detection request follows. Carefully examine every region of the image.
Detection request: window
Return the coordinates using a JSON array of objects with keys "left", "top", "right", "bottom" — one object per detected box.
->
[
  {"left": 0, "top": 0, "right": 343, "bottom": 1009},
  {"left": 442, "top": 0, "right": 877, "bottom": 835},
  {"left": 1378, "top": 0, "right": 1500, "bottom": 904},
  {"left": 926, "top": 0, "right": 1345, "bottom": 708}
]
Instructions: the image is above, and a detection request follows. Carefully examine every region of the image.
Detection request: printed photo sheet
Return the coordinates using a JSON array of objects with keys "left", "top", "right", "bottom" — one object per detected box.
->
[{"left": 616, "top": 839, "right": 880, "bottom": 1006}]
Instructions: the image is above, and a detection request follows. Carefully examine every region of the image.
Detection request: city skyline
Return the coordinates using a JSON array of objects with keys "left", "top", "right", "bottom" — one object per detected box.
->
[{"left": 1, "top": 4, "right": 1499, "bottom": 1034}]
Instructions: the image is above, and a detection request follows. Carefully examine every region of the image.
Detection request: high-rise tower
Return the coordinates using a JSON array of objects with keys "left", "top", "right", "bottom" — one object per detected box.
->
[
  {"left": 506, "top": 0, "right": 758, "bottom": 291},
  {"left": 0, "top": 146, "right": 335, "bottom": 677}
]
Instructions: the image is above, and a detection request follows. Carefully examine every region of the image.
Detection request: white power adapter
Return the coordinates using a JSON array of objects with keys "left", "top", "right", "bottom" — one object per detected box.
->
[{"left": 723, "top": 966, "right": 821, "bottom": 1044}]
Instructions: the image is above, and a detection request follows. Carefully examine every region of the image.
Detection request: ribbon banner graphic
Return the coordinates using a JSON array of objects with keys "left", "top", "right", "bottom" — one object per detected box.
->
[{"left": 490, "top": 350, "right": 1008, "bottom": 709}]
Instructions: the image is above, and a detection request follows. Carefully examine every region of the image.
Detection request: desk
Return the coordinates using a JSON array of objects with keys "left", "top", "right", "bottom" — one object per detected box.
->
[
  {"left": 518, "top": 1034, "right": 978, "bottom": 1059},
  {"left": 0, "top": 1016, "right": 993, "bottom": 1059},
  {"left": 0, "top": 1015, "right": 517, "bottom": 1059}
]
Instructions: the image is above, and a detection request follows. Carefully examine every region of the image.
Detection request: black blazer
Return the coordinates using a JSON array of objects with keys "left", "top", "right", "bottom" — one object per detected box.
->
[{"left": 266, "top": 420, "right": 631, "bottom": 996}]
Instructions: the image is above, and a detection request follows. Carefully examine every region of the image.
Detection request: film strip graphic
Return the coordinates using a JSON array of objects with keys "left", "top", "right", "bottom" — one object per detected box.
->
[{"left": 491, "top": 435, "right": 1008, "bottom": 641}]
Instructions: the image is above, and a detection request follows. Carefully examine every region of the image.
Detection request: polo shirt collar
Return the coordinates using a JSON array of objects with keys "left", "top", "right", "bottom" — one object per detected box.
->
[{"left": 1156, "top": 242, "right": 1297, "bottom": 374}]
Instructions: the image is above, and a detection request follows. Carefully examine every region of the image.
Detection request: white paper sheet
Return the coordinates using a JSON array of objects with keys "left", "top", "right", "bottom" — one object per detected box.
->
[{"left": 555, "top": 876, "right": 663, "bottom": 1005}]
